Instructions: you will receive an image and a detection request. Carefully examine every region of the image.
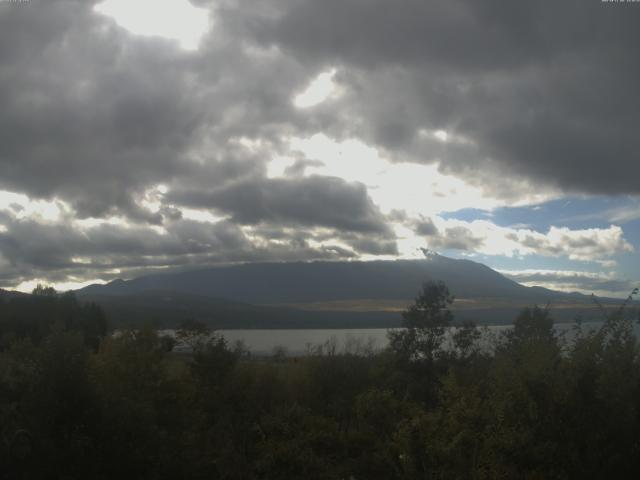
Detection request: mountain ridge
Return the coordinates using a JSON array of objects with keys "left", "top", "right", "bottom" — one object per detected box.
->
[
  {"left": 78, "top": 255, "right": 568, "bottom": 304},
  {"left": 70, "top": 255, "right": 624, "bottom": 328}
]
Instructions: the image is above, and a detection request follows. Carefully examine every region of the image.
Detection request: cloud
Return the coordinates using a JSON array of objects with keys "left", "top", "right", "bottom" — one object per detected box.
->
[
  {"left": 413, "top": 217, "right": 633, "bottom": 263},
  {"left": 168, "top": 175, "right": 392, "bottom": 234},
  {"left": 0, "top": 0, "right": 314, "bottom": 222},
  {"left": 1, "top": 0, "right": 639, "bottom": 288},
  {"left": 511, "top": 225, "right": 634, "bottom": 262},
  {"left": 0, "top": 1, "right": 214, "bottom": 219},
  {"left": 247, "top": 0, "right": 640, "bottom": 195},
  {"left": 94, "top": 0, "right": 211, "bottom": 50},
  {"left": 499, "top": 269, "right": 638, "bottom": 298},
  {"left": 0, "top": 210, "right": 365, "bottom": 288},
  {"left": 414, "top": 217, "right": 438, "bottom": 236},
  {"left": 341, "top": 235, "right": 398, "bottom": 256},
  {"left": 427, "top": 225, "right": 485, "bottom": 252}
]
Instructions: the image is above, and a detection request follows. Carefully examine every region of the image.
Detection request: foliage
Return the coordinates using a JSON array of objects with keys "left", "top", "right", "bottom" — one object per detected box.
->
[
  {"left": 0, "top": 286, "right": 107, "bottom": 351},
  {"left": 388, "top": 280, "right": 455, "bottom": 362},
  {"left": 1, "top": 284, "right": 640, "bottom": 478}
]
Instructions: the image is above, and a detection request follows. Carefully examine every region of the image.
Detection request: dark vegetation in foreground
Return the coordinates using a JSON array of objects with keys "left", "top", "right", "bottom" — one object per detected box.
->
[{"left": 1, "top": 282, "right": 640, "bottom": 479}]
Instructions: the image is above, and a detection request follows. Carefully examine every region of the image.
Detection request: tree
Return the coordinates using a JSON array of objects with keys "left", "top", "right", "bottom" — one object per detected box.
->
[
  {"left": 388, "top": 281, "right": 454, "bottom": 362},
  {"left": 175, "top": 318, "right": 211, "bottom": 352},
  {"left": 31, "top": 284, "right": 57, "bottom": 297},
  {"left": 510, "top": 305, "right": 555, "bottom": 345}
]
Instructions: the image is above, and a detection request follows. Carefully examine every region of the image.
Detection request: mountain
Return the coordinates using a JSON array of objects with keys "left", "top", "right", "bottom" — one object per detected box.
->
[
  {"left": 77, "top": 289, "right": 397, "bottom": 329},
  {"left": 79, "top": 254, "right": 554, "bottom": 303},
  {"left": 75, "top": 255, "right": 617, "bottom": 328},
  {"left": 0, "top": 289, "right": 28, "bottom": 301}
]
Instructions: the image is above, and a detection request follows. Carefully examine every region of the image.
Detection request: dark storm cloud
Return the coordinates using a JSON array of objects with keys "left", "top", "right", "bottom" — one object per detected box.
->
[
  {"left": 0, "top": 212, "right": 248, "bottom": 270},
  {"left": 250, "top": 0, "right": 549, "bottom": 70},
  {"left": 2, "top": 0, "right": 640, "bottom": 287},
  {"left": 0, "top": 0, "right": 210, "bottom": 219},
  {"left": 247, "top": 0, "right": 640, "bottom": 195},
  {"left": 0, "top": 0, "right": 319, "bottom": 222},
  {"left": 169, "top": 175, "right": 391, "bottom": 234},
  {"left": 4, "top": 0, "right": 639, "bottom": 207},
  {"left": 0, "top": 210, "right": 363, "bottom": 287}
]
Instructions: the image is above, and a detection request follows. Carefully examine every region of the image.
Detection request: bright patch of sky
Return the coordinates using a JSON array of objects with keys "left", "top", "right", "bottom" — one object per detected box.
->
[
  {"left": 14, "top": 278, "right": 106, "bottom": 294},
  {"left": 75, "top": 216, "right": 131, "bottom": 229},
  {"left": 278, "top": 133, "right": 529, "bottom": 217},
  {"left": 180, "top": 208, "right": 226, "bottom": 224},
  {"left": 93, "top": 0, "right": 210, "bottom": 50},
  {"left": 293, "top": 69, "right": 341, "bottom": 108},
  {"left": 0, "top": 190, "right": 66, "bottom": 222}
]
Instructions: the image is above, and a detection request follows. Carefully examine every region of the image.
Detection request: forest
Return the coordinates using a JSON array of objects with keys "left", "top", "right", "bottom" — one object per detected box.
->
[{"left": 2, "top": 282, "right": 640, "bottom": 479}]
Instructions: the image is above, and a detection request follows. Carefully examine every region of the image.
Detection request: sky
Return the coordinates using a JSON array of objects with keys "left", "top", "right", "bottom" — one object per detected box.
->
[{"left": 0, "top": 0, "right": 640, "bottom": 297}]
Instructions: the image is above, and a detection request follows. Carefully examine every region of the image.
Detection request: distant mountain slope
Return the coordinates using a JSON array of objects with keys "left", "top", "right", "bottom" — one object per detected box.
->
[
  {"left": 0, "top": 289, "right": 28, "bottom": 300},
  {"left": 78, "top": 290, "right": 400, "bottom": 329},
  {"left": 78, "top": 255, "right": 565, "bottom": 304},
  {"left": 73, "top": 256, "right": 629, "bottom": 328}
]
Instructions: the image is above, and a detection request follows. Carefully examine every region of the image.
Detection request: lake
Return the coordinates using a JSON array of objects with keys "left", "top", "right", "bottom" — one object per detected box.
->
[{"left": 160, "top": 321, "right": 620, "bottom": 356}]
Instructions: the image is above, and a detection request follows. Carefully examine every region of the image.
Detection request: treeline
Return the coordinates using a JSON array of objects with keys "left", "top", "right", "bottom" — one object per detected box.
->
[
  {"left": 1, "top": 283, "right": 640, "bottom": 479},
  {"left": 0, "top": 286, "right": 107, "bottom": 350}
]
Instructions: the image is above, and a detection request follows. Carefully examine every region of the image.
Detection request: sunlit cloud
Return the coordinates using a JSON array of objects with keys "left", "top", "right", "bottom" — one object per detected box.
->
[
  {"left": 281, "top": 133, "right": 552, "bottom": 217},
  {"left": 418, "top": 128, "right": 473, "bottom": 145},
  {"left": 179, "top": 208, "right": 225, "bottom": 224},
  {"left": 94, "top": 0, "right": 210, "bottom": 50},
  {"left": 74, "top": 217, "right": 131, "bottom": 229},
  {"left": 0, "top": 190, "right": 66, "bottom": 222},
  {"left": 421, "top": 219, "right": 633, "bottom": 263},
  {"left": 293, "top": 69, "right": 340, "bottom": 108}
]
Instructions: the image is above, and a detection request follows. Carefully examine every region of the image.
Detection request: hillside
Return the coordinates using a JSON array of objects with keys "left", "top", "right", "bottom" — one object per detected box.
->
[
  {"left": 78, "top": 254, "right": 562, "bottom": 304},
  {"left": 79, "top": 290, "right": 398, "bottom": 329},
  {"left": 72, "top": 255, "right": 621, "bottom": 328},
  {"left": 0, "top": 289, "right": 28, "bottom": 301}
]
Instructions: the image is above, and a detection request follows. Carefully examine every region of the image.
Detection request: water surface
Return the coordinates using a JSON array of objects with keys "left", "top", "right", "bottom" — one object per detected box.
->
[{"left": 161, "top": 321, "right": 624, "bottom": 355}]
